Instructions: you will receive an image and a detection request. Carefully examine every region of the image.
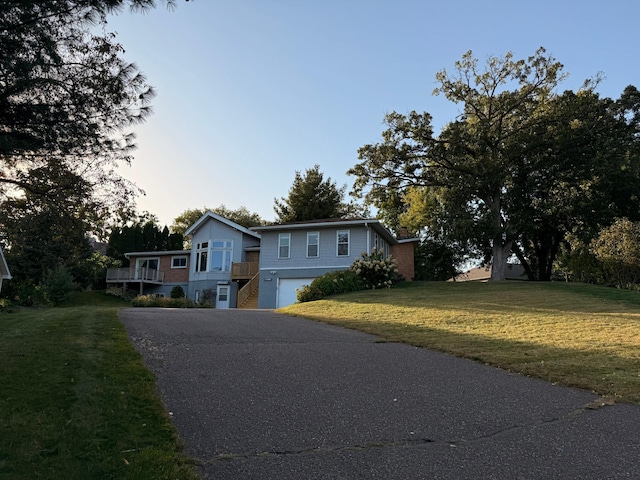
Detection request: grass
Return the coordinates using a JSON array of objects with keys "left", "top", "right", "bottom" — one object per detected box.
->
[
  {"left": 280, "top": 281, "right": 640, "bottom": 404},
  {"left": 0, "top": 291, "right": 199, "bottom": 479}
]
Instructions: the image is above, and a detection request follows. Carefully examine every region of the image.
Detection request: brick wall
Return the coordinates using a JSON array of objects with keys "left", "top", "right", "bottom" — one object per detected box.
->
[
  {"left": 391, "top": 242, "right": 415, "bottom": 281},
  {"left": 162, "top": 255, "right": 189, "bottom": 282}
]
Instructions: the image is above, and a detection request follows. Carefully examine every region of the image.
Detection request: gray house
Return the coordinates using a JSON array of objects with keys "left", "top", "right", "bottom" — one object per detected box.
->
[{"left": 252, "top": 218, "right": 416, "bottom": 309}]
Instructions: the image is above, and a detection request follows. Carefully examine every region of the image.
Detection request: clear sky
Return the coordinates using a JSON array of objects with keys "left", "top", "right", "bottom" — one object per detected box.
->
[{"left": 105, "top": 0, "right": 639, "bottom": 227}]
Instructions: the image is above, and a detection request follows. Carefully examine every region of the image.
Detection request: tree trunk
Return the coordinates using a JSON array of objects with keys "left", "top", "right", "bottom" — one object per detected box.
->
[{"left": 490, "top": 239, "right": 513, "bottom": 281}]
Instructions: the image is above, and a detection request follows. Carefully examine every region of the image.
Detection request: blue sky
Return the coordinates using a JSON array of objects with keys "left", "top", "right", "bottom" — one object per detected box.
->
[{"left": 106, "top": 0, "right": 639, "bottom": 226}]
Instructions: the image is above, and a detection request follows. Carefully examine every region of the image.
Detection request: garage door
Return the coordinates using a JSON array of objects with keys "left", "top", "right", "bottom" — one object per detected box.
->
[{"left": 277, "top": 278, "right": 315, "bottom": 308}]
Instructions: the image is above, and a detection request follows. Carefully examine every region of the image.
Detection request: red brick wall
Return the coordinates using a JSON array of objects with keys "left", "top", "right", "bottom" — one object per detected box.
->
[
  {"left": 391, "top": 242, "right": 415, "bottom": 281},
  {"left": 128, "top": 254, "right": 189, "bottom": 283},
  {"left": 162, "top": 255, "right": 189, "bottom": 282}
]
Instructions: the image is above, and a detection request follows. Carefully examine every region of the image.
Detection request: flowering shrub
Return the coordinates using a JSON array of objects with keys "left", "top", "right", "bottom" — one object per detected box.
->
[
  {"left": 296, "top": 270, "right": 366, "bottom": 303},
  {"left": 350, "top": 247, "right": 401, "bottom": 289}
]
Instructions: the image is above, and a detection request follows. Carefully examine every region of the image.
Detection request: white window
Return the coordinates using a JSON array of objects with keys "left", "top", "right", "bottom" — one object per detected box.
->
[
  {"left": 307, "top": 232, "right": 319, "bottom": 258},
  {"left": 195, "top": 242, "right": 208, "bottom": 272},
  {"left": 278, "top": 233, "right": 290, "bottom": 259},
  {"left": 211, "top": 240, "right": 233, "bottom": 272},
  {"left": 171, "top": 255, "right": 187, "bottom": 268},
  {"left": 337, "top": 230, "right": 350, "bottom": 256}
]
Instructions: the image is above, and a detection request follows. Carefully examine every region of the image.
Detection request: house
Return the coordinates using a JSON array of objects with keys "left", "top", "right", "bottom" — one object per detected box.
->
[
  {"left": 107, "top": 211, "right": 261, "bottom": 308},
  {"left": 0, "top": 246, "right": 11, "bottom": 294},
  {"left": 449, "top": 263, "right": 527, "bottom": 282},
  {"left": 252, "top": 218, "right": 418, "bottom": 309},
  {"left": 106, "top": 214, "right": 416, "bottom": 309}
]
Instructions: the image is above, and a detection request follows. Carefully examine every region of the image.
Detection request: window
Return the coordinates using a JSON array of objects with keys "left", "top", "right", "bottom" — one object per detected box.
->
[
  {"left": 211, "top": 240, "right": 233, "bottom": 272},
  {"left": 196, "top": 242, "right": 208, "bottom": 272},
  {"left": 278, "top": 233, "right": 290, "bottom": 259},
  {"left": 307, "top": 232, "right": 319, "bottom": 257},
  {"left": 171, "top": 255, "right": 187, "bottom": 268},
  {"left": 337, "top": 230, "right": 350, "bottom": 256}
]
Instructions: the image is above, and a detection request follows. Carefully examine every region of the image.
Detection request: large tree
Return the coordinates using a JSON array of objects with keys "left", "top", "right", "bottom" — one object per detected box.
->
[
  {"left": 350, "top": 48, "right": 640, "bottom": 280},
  {"left": 274, "top": 165, "right": 361, "bottom": 223},
  {"left": 0, "top": 1, "right": 183, "bottom": 228}
]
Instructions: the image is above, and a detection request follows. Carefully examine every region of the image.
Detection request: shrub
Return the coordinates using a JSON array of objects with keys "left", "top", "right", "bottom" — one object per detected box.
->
[
  {"left": 198, "top": 288, "right": 216, "bottom": 308},
  {"left": 170, "top": 285, "right": 186, "bottom": 298},
  {"left": 131, "top": 295, "right": 196, "bottom": 308},
  {"left": 43, "top": 265, "right": 76, "bottom": 306},
  {"left": 297, "top": 270, "right": 365, "bottom": 303},
  {"left": 350, "top": 248, "right": 402, "bottom": 289},
  {"left": 105, "top": 286, "right": 137, "bottom": 301}
]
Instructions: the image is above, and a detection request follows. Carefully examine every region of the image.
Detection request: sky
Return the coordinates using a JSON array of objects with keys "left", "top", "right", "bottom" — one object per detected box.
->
[{"left": 105, "top": 0, "right": 640, "bottom": 227}]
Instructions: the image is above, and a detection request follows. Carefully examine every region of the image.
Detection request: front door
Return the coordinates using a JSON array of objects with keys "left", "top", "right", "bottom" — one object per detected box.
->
[{"left": 216, "top": 284, "right": 230, "bottom": 309}]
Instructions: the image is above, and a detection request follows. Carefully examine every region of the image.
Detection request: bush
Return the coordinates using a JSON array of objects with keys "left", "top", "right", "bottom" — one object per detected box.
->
[
  {"left": 131, "top": 295, "right": 196, "bottom": 308},
  {"left": 43, "top": 265, "right": 76, "bottom": 306},
  {"left": 297, "top": 270, "right": 365, "bottom": 303},
  {"left": 170, "top": 285, "right": 186, "bottom": 298},
  {"left": 105, "top": 286, "right": 137, "bottom": 301},
  {"left": 350, "top": 248, "right": 402, "bottom": 289},
  {"left": 198, "top": 288, "right": 216, "bottom": 308},
  {"left": 12, "top": 282, "right": 49, "bottom": 307}
]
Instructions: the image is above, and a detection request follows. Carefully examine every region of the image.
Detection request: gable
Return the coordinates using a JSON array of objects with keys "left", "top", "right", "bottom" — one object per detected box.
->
[{"left": 185, "top": 211, "right": 261, "bottom": 240}]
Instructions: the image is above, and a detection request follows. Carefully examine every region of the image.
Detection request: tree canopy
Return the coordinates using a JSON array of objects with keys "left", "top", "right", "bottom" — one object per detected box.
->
[
  {"left": 274, "top": 165, "right": 362, "bottom": 223},
  {"left": 350, "top": 48, "right": 640, "bottom": 280},
  {"left": 171, "top": 205, "right": 267, "bottom": 238}
]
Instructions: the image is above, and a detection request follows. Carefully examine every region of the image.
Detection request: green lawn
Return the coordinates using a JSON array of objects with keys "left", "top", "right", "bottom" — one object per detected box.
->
[
  {"left": 281, "top": 281, "right": 640, "bottom": 404},
  {"left": 0, "top": 292, "right": 199, "bottom": 479}
]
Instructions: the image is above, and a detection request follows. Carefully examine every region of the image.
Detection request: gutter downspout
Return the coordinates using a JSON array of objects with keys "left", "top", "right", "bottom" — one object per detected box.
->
[{"left": 365, "top": 222, "right": 370, "bottom": 253}]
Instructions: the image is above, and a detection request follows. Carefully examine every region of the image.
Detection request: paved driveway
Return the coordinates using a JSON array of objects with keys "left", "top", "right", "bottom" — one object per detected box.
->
[{"left": 120, "top": 308, "right": 640, "bottom": 479}]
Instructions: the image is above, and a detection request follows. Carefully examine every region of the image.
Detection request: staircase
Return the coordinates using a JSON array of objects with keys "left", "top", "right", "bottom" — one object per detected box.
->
[{"left": 237, "top": 273, "right": 259, "bottom": 309}]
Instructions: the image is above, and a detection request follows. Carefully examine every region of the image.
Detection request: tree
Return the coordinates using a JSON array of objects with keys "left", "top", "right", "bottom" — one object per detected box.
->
[
  {"left": 107, "top": 213, "right": 183, "bottom": 266},
  {"left": 171, "top": 205, "right": 267, "bottom": 237},
  {"left": 274, "top": 165, "right": 354, "bottom": 223},
  {"left": 350, "top": 48, "right": 640, "bottom": 280},
  {"left": 591, "top": 218, "right": 640, "bottom": 288},
  {"left": 0, "top": 1, "right": 187, "bottom": 234}
]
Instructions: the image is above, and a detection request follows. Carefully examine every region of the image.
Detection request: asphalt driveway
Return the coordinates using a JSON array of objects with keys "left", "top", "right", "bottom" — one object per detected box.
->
[{"left": 120, "top": 308, "right": 640, "bottom": 479}]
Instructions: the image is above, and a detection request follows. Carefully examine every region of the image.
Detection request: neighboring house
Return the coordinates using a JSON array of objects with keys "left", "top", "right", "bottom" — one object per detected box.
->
[
  {"left": 0, "top": 246, "right": 11, "bottom": 294},
  {"left": 449, "top": 263, "right": 527, "bottom": 282},
  {"left": 252, "top": 218, "right": 418, "bottom": 309}
]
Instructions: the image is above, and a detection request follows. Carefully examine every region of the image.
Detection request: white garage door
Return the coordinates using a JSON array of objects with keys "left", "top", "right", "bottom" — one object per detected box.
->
[{"left": 277, "top": 278, "right": 315, "bottom": 308}]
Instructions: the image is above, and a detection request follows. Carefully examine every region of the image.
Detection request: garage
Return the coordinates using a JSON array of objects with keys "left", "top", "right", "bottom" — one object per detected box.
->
[{"left": 277, "top": 278, "right": 315, "bottom": 308}]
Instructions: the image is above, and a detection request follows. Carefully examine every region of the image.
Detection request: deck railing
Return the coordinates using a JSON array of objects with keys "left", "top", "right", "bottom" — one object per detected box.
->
[
  {"left": 231, "top": 262, "right": 259, "bottom": 279},
  {"left": 237, "top": 272, "right": 260, "bottom": 307},
  {"left": 106, "top": 268, "right": 164, "bottom": 283}
]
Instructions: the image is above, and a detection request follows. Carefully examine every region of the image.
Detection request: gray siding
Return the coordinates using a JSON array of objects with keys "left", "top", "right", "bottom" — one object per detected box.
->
[
  {"left": 259, "top": 226, "right": 371, "bottom": 271},
  {"left": 257, "top": 267, "right": 348, "bottom": 309}
]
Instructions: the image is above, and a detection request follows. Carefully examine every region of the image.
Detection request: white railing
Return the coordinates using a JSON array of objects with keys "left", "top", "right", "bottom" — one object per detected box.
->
[{"left": 106, "top": 268, "right": 164, "bottom": 283}]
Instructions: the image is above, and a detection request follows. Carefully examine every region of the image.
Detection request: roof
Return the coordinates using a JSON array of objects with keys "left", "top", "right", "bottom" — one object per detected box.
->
[
  {"left": 0, "top": 246, "right": 12, "bottom": 280},
  {"left": 124, "top": 250, "right": 188, "bottom": 259},
  {"left": 184, "top": 211, "right": 262, "bottom": 240},
  {"left": 450, "top": 264, "right": 527, "bottom": 282},
  {"left": 251, "top": 218, "right": 398, "bottom": 244}
]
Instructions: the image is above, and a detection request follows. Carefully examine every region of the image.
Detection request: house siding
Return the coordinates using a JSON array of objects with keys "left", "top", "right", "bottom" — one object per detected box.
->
[
  {"left": 258, "top": 266, "right": 349, "bottom": 309},
  {"left": 256, "top": 225, "right": 382, "bottom": 309},
  {"left": 258, "top": 227, "right": 370, "bottom": 270}
]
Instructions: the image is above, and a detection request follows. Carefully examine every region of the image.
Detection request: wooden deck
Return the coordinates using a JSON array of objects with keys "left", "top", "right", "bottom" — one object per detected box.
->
[
  {"left": 106, "top": 268, "right": 164, "bottom": 284},
  {"left": 231, "top": 262, "right": 259, "bottom": 280}
]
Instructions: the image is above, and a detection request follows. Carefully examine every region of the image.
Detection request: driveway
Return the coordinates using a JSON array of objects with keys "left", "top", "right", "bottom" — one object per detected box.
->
[{"left": 120, "top": 308, "right": 640, "bottom": 480}]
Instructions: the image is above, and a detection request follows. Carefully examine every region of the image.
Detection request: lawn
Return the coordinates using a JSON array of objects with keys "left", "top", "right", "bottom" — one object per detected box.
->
[
  {"left": 0, "top": 291, "right": 199, "bottom": 479},
  {"left": 280, "top": 281, "right": 640, "bottom": 404}
]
